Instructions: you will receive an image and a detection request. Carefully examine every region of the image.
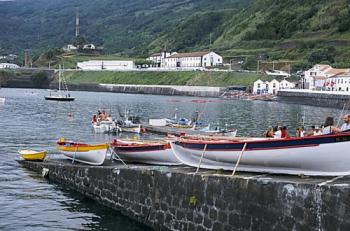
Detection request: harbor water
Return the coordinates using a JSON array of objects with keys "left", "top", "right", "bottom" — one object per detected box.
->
[{"left": 0, "top": 88, "right": 344, "bottom": 230}]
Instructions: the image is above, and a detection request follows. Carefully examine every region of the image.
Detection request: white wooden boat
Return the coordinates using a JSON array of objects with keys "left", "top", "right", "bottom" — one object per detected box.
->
[
  {"left": 92, "top": 120, "right": 120, "bottom": 134},
  {"left": 57, "top": 140, "right": 108, "bottom": 165},
  {"left": 120, "top": 124, "right": 141, "bottom": 134},
  {"left": 111, "top": 139, "right": 181, "bottom": 165},
  {"left": 170, "top": 132, "right": 350, "bottom": 176}
]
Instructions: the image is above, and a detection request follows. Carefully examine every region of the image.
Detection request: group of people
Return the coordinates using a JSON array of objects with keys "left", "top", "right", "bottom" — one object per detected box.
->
[
  {"left": 92, "top": 110, "right": 112, "bottom": 123},
  {"left": 264, "top": 114, "right": 350, "bottom": 138}
]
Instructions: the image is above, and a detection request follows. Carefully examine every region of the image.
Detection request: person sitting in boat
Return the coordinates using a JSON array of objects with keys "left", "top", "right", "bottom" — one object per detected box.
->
[
  {"left": 264, "top": 127, "right": 274, "bottom": 138},
  {"left": 296, "top": 127, "right": 305, "bottom": 137},
  {"left": 322, "top": 117, "right": 341, "bottom": 135},
  {"left": 274, "top": 126, "right": 282, "bottom": 138},
  {"left": 314, "top": 126, "right": 323, "bottom": 136},
  {"left": 281, "top": 126, "right": 288, "bottom": 138},
  {"left": 92, "top": 115, "right": 97, "bottom": 123},
  {"left": 341, "top": 114, "right": 350, "bottom": 132}
]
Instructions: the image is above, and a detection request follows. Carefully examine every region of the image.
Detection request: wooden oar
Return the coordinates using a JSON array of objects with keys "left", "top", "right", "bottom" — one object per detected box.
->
[
  {"left": 232, "top": 142, "right": 248, "bottom": 176},
  {"left": 195, "top": 143, "right": 208, "bottom": 174}
]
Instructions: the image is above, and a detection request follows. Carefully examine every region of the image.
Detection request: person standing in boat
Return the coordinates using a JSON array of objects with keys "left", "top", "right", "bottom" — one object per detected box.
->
[
  {"left": 322, "top": 117, "right": 341, "bottom": 135},
  {"left": 341, "top": 115, "right": 350, "bottom": 132}
]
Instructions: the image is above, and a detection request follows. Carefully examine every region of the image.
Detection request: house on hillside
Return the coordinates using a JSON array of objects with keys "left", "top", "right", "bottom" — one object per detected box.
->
[
  {"left": 77, "top": 60, "right": 134, "bottom": 70},
  {"left": 163, "top": 51, "right": 223, "bottom": 68},
  {"left": 62, "top": 44, "right": 78, "bottom": 52},
  {"left": 253, "top": 79, "right": 294, "bottom": 95},
  {"left": 304, "top": 64, "right": 349, "bottom": 89},
  {"left": 0, "top": 63, "right": 20, "bottom": 69},
  {"left": 83, "top": 44, "right": 96, "bottom": 50}
]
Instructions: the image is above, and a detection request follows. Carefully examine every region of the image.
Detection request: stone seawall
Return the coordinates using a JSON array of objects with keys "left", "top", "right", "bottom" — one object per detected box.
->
[
  {"left": 19, "top": 160, "right": 350, "bottom": 231},
  {"left": 65, "top": 83, "right": 225, "bottom": 98},
  {"left": 278, "top": 89, "right": 350, "bottom": 108}
]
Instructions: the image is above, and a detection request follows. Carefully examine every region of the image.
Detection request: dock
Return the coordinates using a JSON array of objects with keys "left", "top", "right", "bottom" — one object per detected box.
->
[{"left": 18, "top": 159, "right": 350, "bottom": 231}]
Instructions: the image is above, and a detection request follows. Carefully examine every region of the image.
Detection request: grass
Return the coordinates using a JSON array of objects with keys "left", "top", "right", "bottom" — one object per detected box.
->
[{"left": 65, "top": 70, "right": 269, "bottom": 86}]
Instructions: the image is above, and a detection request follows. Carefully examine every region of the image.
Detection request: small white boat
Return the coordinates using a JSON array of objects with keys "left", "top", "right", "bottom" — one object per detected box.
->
[
  {"left": 0, "top": 97, "right": 5, "bottom": 104},
  {"left": 121, "top": 124, "right": 141, "bottom": 134},
  {"left": 171, "top": 132, "right": 350, "bottom": 176},
  {"left": 57, "top": 139, "right": 108, "bottom": 165},
  {"left": 92, "top": 120, "right": 120, "bottom": 134},
  {"left": 111, "top": 139, "right": 181, "bottom": 165}
]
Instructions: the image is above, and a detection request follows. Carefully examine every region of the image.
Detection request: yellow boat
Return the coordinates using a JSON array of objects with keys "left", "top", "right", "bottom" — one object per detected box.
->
[
  {"left": 57, "top": 138, "right": 108, "bottom": 165},
  {"left": 19, "top": 150, "right": 47, "bottom": 161}
]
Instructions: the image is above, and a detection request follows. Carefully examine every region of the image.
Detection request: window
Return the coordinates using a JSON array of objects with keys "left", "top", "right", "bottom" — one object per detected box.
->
[
  {"left": 347, "top": 87, "right": 349, "bottom": 92},
  {"left": 273, "top": 83, "right": 276, "bottom": 88},
  {"left": 204, "top": 58, "right": 207, "bottom": 61},
  {"left": 258, "top": 83, "right": 261, "bottom": 88}
]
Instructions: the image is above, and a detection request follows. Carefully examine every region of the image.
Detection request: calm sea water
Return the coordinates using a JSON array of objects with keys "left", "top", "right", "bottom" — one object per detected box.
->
[{"left": 0, "top": 88, "right": 344, "bottom": 230}]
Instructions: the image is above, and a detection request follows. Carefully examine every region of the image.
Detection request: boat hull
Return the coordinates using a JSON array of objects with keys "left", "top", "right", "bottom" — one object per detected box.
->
[
  {"left": 57, "top": 142, "right": 108, "bottom": 166},
  {"left": 121, "top": 125, "right": 141, "bottom": 134},
  {"left": 19, "top": 150, "right": 47, "bottom": 161},
  {"left": 45, "top": 96, "right": 75, "bottom": 101},
  {"left": 112, "top": 140, "right": 181, "bottom": 165},
  {"left": 171, "top": 133, "right": 350, "bottom": 176}
]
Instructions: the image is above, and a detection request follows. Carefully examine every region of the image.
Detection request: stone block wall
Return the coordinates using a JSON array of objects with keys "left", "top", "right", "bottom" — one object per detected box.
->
[{"left": 19, "top": 161, "right": 350, "bottom": 231}]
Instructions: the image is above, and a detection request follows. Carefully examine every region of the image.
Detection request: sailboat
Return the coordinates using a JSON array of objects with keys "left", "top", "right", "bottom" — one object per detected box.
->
[{"left": 45, "top": 65, "right": 75, "bottom": 101}]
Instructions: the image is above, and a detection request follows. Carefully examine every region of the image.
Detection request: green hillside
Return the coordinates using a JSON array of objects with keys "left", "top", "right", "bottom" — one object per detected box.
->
[{"left": 2, "top": 0, "right": 350, "bottom": 68}]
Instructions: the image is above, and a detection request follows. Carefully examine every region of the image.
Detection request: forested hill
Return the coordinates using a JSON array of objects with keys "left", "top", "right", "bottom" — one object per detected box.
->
[
  {"left": 0, "top": 0, "right": 249, "bottom": 55},
  {"left": 2, "top": 0, "right": 350, "bottom": 67}
]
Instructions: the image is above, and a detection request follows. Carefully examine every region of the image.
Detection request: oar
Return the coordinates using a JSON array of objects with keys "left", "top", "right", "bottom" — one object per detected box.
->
[
  {"left": 195, "top": 143, "right": 208, "bottom": 174},
  {"left": 232, "top": 142, "right": 248, "bottom": 176}
]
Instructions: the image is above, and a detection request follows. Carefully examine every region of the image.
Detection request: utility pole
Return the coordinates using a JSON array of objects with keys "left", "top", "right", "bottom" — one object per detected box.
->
[{"left": 75, "top": 8, "right": 80, "bottom": 38}]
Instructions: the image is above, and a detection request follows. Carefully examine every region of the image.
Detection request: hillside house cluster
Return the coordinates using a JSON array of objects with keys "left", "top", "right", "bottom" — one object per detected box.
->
[
  {"left": 253, "top": 79, "right": 295, "bottom": 95},
  {"left": 304, "top": 64, "right": 349, "bottom": 90},
  {"left": 147, "top": 51, "right": 223, "bottom": 68}
]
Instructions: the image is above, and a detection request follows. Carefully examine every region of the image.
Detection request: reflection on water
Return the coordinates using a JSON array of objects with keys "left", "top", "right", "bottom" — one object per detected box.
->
[{"left": 0, "top": 88, "right": 344, "bottom": 230}]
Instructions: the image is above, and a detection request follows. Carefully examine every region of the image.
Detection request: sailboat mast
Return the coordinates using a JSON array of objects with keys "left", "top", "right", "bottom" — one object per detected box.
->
[{"left": 58, "top": 64, "right": 61, "bottom": 95}]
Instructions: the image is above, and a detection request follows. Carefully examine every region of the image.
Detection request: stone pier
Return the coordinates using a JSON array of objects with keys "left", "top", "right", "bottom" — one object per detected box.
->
[
  {"left": 19, "top": 160, "right": 350, "bottom": 231},
  {"left": 278, "top": 89, "right": 350, "bottom": 108}
]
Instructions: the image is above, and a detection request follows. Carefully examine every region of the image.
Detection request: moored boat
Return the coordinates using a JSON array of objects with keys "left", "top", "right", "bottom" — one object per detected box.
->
[
  {"left": 111, "top": 139, "right": 181, "bottom": 165},
  {"left": 171, "top": 132, "right": 350, "bottom": 176},
  {"left": 57, "top": 139, "right": 108, "bottom": 165},
  {"left": 0, "top": 97, "right": 5, "bottom": 103},
  {"left": 19, "top": 150, "right": 47, "bottom": 161}
]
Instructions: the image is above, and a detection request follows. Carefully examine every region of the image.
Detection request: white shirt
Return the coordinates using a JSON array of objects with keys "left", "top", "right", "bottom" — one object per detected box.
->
[
  {"left": 274, "top": 130, "right": 281, "bottom": 138},
  {"left": 322, "top": 126, "right": 332, "bottom": 135},
  {"left": 341, "top": 123, "right": 350, "bottom": 132}
]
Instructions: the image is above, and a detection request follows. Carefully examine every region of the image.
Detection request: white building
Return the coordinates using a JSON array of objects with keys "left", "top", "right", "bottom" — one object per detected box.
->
[
  {"left": 77, "top": 60, "right": 134, "bottom": 70},
  {"left": 280, "top": 79, "right": 295, "bottom": 90},
  {"left": 83, "top": 44, "right": 96, "bottom": 50},
  {"left": 62, "top": 44, "right": 78, "bottom": 52},
  {"left": 304, "top": 64, "right": 348, "bottom": 89},
  {"left": 324, "top": 71, "right": 350, "bottom": 92},
  {"left": 253, "top": 79, "right": 294, "bottom": 95},
  {"left": 163, "top": 51, "right": 223, "bottom": 68},
  {"left": 0, "top": 63, "right": 20, "bottom": 69},
  {"left": 147, "top": 51, "right": 175, "bottom": 67}
]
